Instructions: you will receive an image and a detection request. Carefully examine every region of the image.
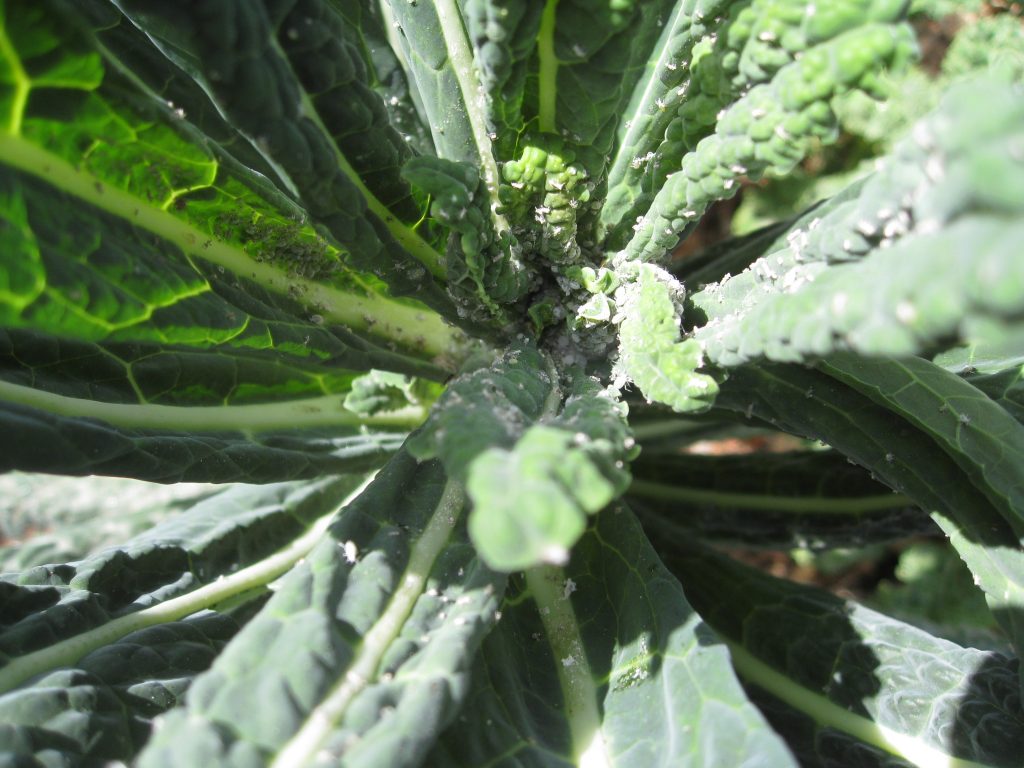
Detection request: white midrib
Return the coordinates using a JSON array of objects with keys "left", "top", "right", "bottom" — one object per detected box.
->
[
  {"left": 0, "top": 475, "right": 374, "bottom": 694},
  {"left": 526, "top": 565, "right": 612, "bottom": 768},
  {"left": 269, "top": 481, "right": 465, "bottom": 767},
  {"left": 518, "top": 359, "right": 609, "bottom": 765}
]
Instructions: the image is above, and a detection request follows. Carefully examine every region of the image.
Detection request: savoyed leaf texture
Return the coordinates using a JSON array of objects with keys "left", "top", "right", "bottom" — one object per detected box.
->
[
  {"left": 600, "top": 0, "right": 734, "bottom": 249},
  {"left": 0, "top": 3, "right": 457, "bottom": 354},
  {"left": 622, "top": 21, "right": 915, "bottom": 263},
  {"left": 688, "top": 78, "right": 1024, "bottom": 366},
  {"left": 697, "top": 215, "right": 1024, "bottom": 365},
  {"left": 410, "top": 344, "right": 635, "bottom": 571},
  {"left": 137, "top": 450, "right": 504, "bottom": 768},
  {"left": 0, "top": 2, "right": 464, "bottom": 481},
  {"left": 427, "top": 503, "right": 796, "bottom": 767},
  {"left": 460, "top": 0, "right": 542, "bottom": 158},
  {"left": 109, "top": 0, "right": 456, "bottom": 303},
  {"left": 614, "top": 262, "right": 718, "bottom": 413},
  {"left": 0, "top": 0, "right": 1021, "bottom": 765},
  {"left": 0, "top": 475, "right": 370, "bottom": 692},
  {"left": 601, "top": 0, "right": 908, "bottom": 249},
  {"left": 676, "top": 176, "right": 867, "bottom": 299},
  {"left": 324, "top": 0, "right": 435, "bottom": 156},
  {"left": 0, "top": 609, "right": 258, "bottom": 764}
]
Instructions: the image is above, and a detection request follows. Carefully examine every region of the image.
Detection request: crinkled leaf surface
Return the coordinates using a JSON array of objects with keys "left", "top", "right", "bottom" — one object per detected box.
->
[
  {"left": 688, "top": 78, "right": 1024, "bottom": 367},
  {"left": 137, "top": 451, "right": 504, "bottom": 768},
  {"left": 0, "top": 475, "right": 368, "bottom": 691},
  {"left": 427, "top": 503, "right": 796, "bottom": 767},
  {"left": 0, "top": 0, "right": 1021, "bottom": 766},
  {"left": 615, "top": 263, "right": 718, "bottom": 413},
  {"left": 0, "top": 609, "right": 257, "bottom": 764},
  {"left": 411, "top": 345, "right": 635, "bottom": 571}
]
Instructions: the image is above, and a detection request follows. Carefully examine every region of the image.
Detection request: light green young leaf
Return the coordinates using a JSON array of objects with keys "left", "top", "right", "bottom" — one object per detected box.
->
[
  {"left": 500, "top": 135, "right": 595, "bottom": 269},
  {"left": 942, "top": 13, "right": 1024, "bottom": 82},
  {"left": 412, "top": 345, "right": 635, "bottom": 571},
  {"left": 343, "top": 369, "right": 442, "bottom": 418},
  {"left": 467, "top": 411, "right": 632, "bottom": 572},
  {"left": 427, "top": 503, "right": 797, "bottom": 767},
  {"left": 615, "top": 263, "right": 718, "bottom": 413},
  {"left": 136, "top": 451, "right": 505, "bottom": 768}
]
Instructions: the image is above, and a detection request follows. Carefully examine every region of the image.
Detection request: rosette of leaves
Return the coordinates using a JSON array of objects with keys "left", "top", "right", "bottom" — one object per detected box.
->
[{"left": 1, "top": 1, "right": 1023, "bottom": 767}]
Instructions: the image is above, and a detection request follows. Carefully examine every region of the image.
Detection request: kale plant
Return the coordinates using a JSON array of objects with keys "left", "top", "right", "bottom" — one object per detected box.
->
[{"left": 1, "top": 1, "right": 1023, "bottom": 765}]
